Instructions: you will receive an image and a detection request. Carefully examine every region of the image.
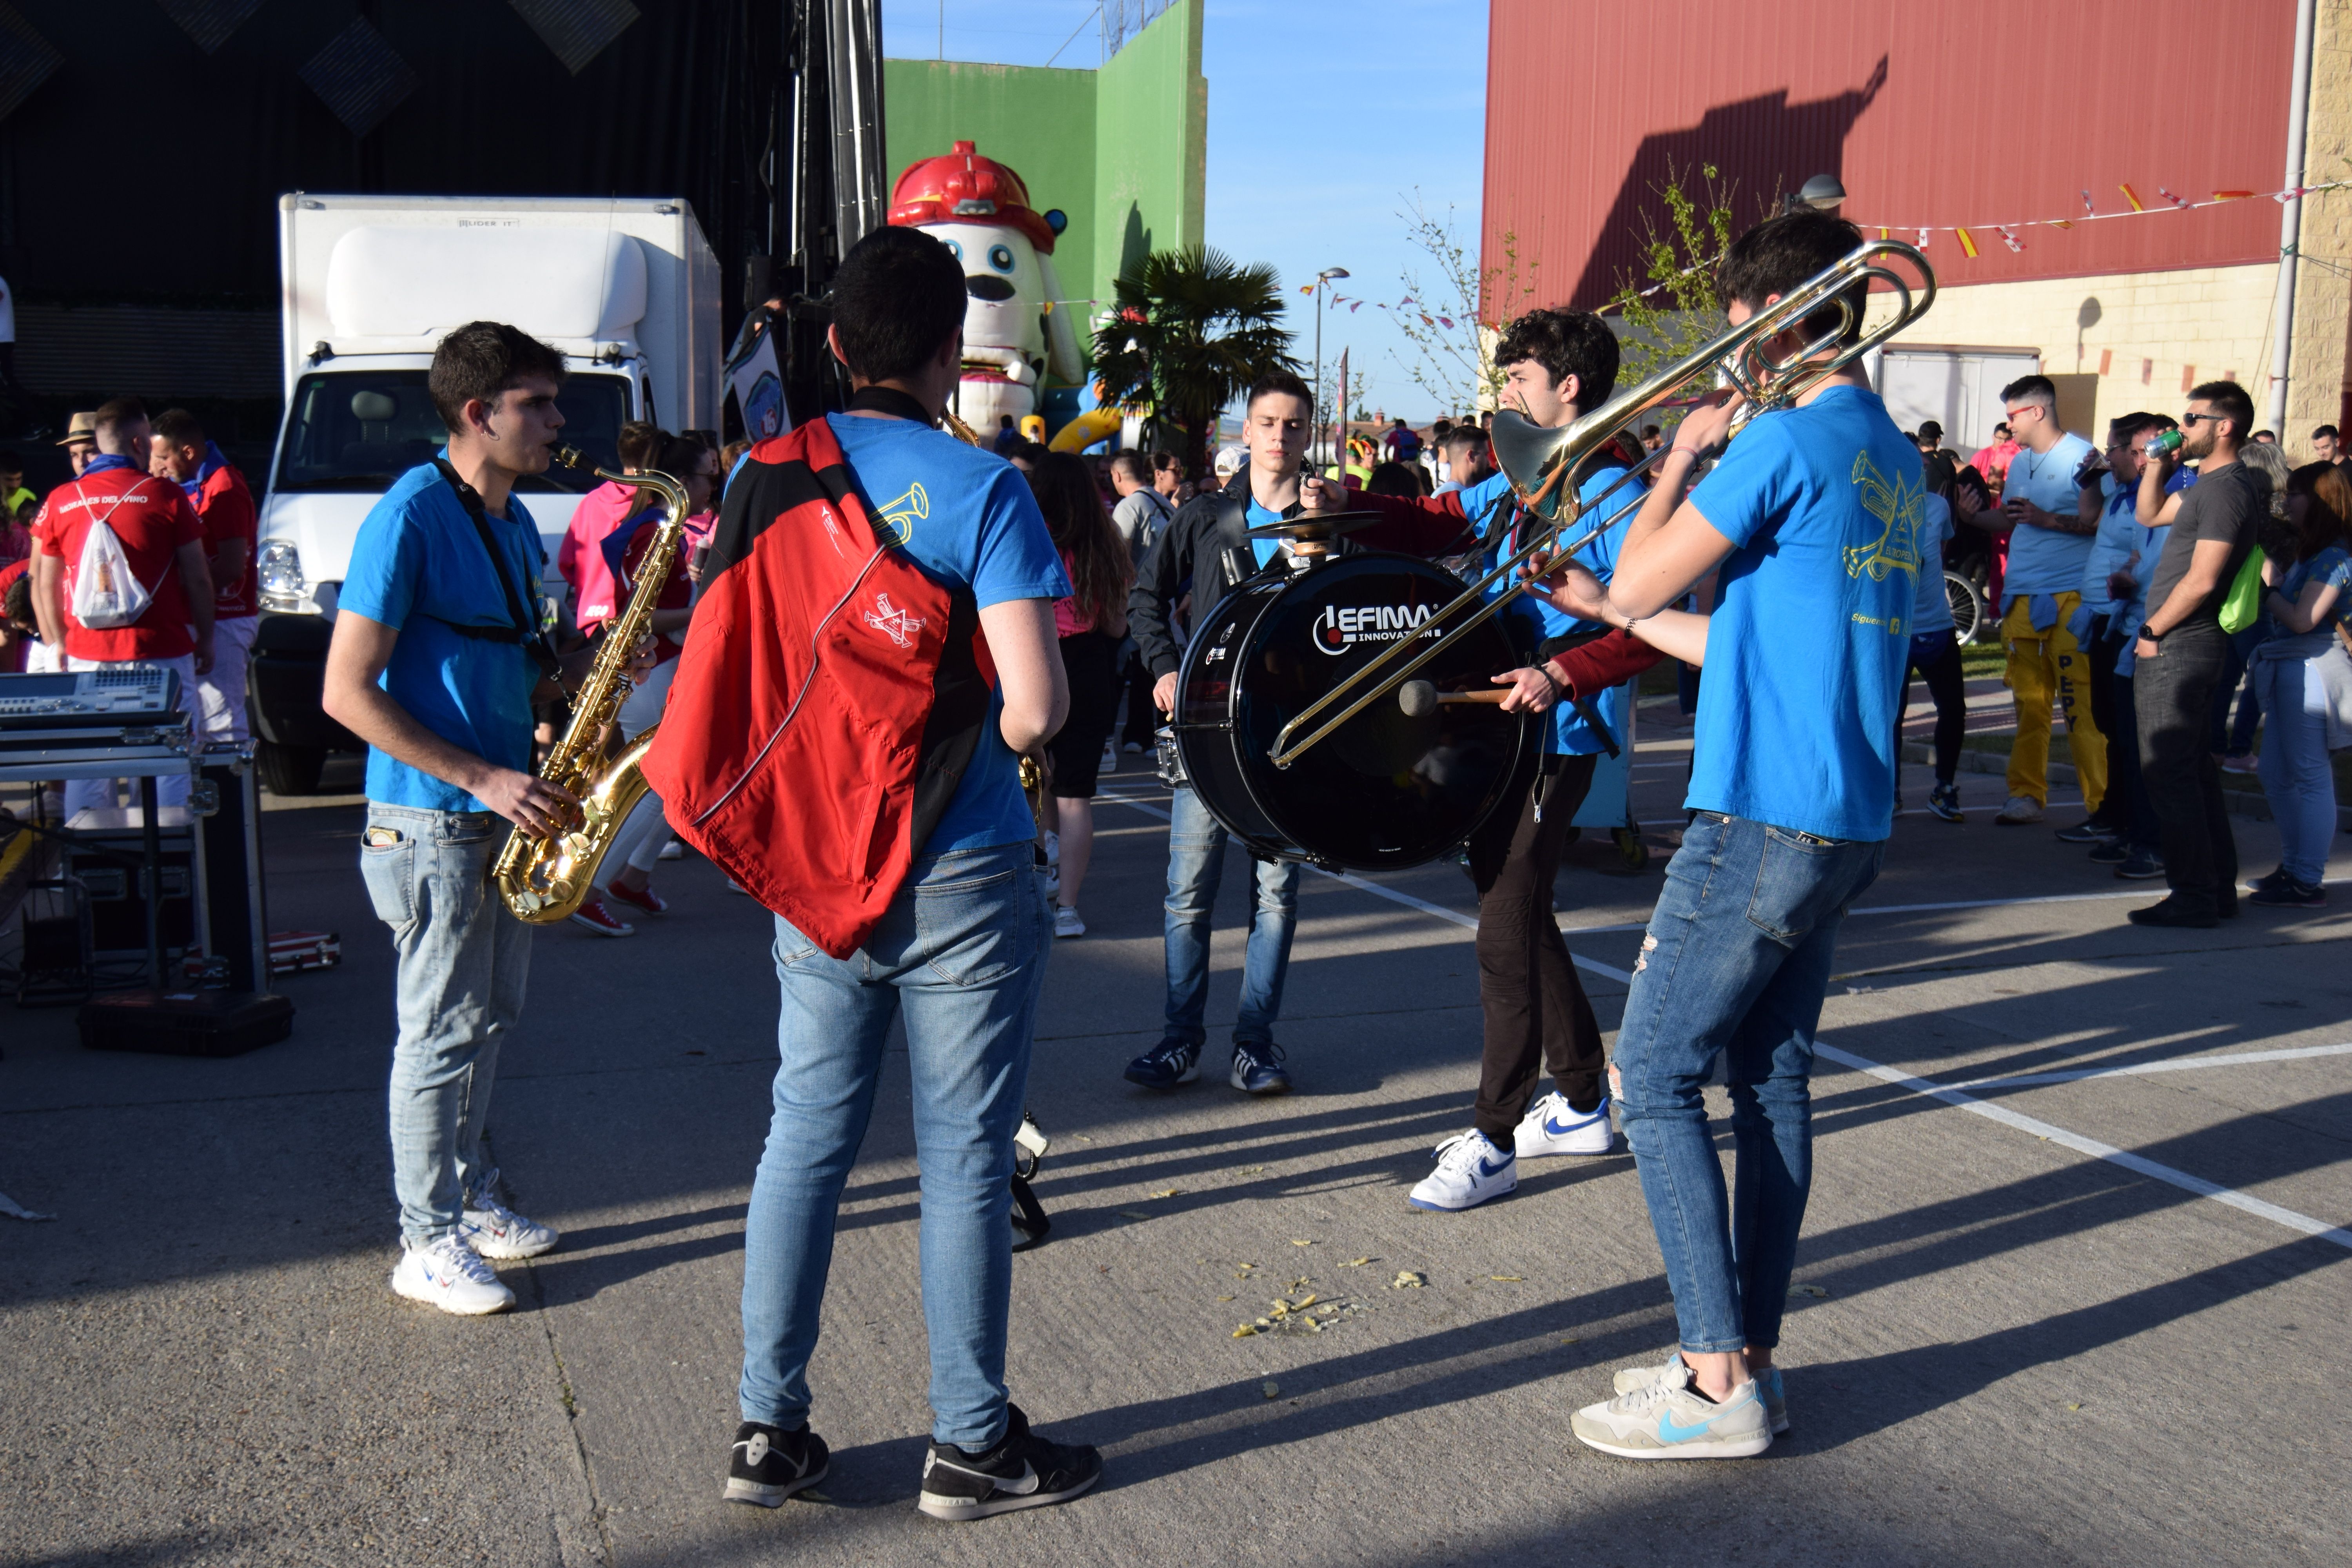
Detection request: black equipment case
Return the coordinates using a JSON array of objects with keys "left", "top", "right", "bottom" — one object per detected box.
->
[{"left": 78, "top": 989, "right": 295, "bottom": 1058}]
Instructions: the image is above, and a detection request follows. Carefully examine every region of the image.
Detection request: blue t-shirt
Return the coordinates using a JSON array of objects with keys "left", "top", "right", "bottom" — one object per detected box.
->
[
  {"left": 1247, "top": 499, "right": 1287, "bottom": 568},
  {"left": 2080, "top": 477, "right": 2142, "bottom": 613},
  {"left": 2281, "top": 546, "right": 2352, "bottom": 631},
  {"left": 825, "top": 414, "right": 1069, "bottom": 854},
  {"left": 1999, "top": 431, "right": 2096, "bottom": 600},
  {"left": 1461, "top": 465, "right": 1641, "bottom": 755},
  {"left": 1685, "top": 386, "right": 1922, "bottom": 841},
  {"left": 340, "top": 463, "right": 546, "bottom": 813},
  {"left": 1909, "top": 492, "right": 1954, "bottom": 634}
]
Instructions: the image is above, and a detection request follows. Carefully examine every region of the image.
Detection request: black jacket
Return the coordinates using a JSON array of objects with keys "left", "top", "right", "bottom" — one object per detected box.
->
[{"left": 1127, "top": 470, "right": 1469, "bottom": 678}]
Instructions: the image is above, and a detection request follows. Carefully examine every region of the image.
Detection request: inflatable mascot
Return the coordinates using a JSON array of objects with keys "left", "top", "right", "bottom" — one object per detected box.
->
[{"left": 887, "top": 140, "right": 1085, "bottom": 432}]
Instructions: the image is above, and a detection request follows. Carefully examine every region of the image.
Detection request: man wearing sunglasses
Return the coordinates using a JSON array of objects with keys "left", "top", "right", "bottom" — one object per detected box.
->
[
  {"left": 2126, "top": 381, "right": 2262, "bottom": 926},
  {"left": 1959, "top": 376, "right": 2107, "bottom": 833}
]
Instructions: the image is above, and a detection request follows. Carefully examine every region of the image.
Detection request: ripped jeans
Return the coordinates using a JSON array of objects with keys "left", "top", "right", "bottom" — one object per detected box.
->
[{"left": 1610, "top": 813, "right": 1883, "bottom": 1355}]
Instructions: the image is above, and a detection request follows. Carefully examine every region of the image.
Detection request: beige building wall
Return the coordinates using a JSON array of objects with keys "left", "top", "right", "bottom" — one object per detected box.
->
[
  {"left": 1866, "top": 263, "right": 2281, "bottom": 451},
  {"left": 2284, "top": 0, "right": 2352, "bottom": 450}
]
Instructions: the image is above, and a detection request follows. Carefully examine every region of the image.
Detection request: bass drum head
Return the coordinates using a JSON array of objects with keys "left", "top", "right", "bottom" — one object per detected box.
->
[{"left": 1217, "top": 553, "right": 1530, "bottom": 870}]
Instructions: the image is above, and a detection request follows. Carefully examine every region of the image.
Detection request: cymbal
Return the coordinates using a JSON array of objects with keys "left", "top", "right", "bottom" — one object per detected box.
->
[{"left": 1242, "top": 509, "right": 1387, "bottom": 541}]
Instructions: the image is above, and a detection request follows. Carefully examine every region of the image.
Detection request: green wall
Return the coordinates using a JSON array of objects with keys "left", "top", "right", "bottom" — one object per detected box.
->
[{"left": 882, "top": 0, "right": 1205, "bottom": 375}]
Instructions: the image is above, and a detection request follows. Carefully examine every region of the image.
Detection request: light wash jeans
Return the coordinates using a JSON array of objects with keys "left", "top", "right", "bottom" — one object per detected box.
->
[
  {"left": 740, "top": 841, "right": 1046, "bottom": 1450},
  {"left": 1163, "top": 785, "right": 1298, "bottom": 1046},
  {"left": 358, "top": 802, "right": 531, "bottom": 1246},
  {"left": 1611, "top": 813, "right": 1883, "bottom": 1355},
  {"left": 2254, "top": 635, "right": 2339, "bottom": 886}
]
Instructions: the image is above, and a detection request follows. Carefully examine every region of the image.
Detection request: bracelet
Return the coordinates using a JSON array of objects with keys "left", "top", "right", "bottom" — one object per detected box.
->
[{"left": 1536, "top": 663, "right": 1565, "bottom": 701}]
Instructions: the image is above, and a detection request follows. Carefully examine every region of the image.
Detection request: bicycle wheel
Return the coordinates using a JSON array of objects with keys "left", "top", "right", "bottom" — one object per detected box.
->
[{"left": 1945, "top": 570, "right": 1986, "bottom": 645}]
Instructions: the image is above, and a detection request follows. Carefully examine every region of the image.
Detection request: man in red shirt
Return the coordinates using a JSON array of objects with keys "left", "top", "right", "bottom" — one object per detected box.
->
[
  {"left": 151, "top": 408, "right": 258, "bottom": 745},
  {"left": 32, "top": 397, "right": 214, "bottom": 817}
]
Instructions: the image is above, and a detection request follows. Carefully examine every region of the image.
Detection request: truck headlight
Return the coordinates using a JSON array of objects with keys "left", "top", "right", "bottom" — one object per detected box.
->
[{"left": 258, "top": 541, "right": 308, "bottom": 609}]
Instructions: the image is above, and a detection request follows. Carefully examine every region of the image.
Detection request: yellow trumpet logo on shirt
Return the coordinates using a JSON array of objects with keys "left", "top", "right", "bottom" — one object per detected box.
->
[
  {"left": 1845, "top": 451, "right": 1924, "bottom": 584},
  {"left": 872, "top": 481, "right": 929, "bottom": 547}
]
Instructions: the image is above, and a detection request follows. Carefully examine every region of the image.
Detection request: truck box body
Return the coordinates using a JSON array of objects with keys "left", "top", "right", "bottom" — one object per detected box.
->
[{"left": 249, "top": 194, "right": 720, "bottom": 784}]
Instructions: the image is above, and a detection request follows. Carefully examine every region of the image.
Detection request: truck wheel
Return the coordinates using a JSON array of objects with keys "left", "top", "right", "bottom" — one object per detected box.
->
[{"left": 256, "top": 742, "right": 327, "bottom": 797}]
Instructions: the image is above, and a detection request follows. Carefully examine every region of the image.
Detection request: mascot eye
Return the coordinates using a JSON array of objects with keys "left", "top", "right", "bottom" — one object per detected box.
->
[
  {"left": 942, "top": 238, "right": 962, "bottom": 260},
  {"left": 988, "top": 245, "right": 1015, "bottom": 273}
]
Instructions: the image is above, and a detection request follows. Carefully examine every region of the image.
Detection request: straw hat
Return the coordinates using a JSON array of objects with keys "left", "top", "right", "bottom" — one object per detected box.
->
[{"left": 56, "top": 411, "right": 96, "bottom": 447}]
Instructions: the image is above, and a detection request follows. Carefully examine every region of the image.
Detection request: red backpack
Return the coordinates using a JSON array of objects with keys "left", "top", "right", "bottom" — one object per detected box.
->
[{"left": 641, "top": 417, "right": 996, "bottom": 956}]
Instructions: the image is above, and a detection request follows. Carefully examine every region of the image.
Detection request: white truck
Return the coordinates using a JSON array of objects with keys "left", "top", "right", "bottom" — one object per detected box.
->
[{"left": 248, "top": 194, "right": 722, "bottom": 794}]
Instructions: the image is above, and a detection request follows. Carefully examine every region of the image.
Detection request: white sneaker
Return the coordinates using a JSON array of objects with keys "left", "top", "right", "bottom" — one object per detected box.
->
[
  {"left": 1053, "top": 906, "right": 1085, "bottom": 939},
  {"left": 461, "top": 1194, "right": 559, "bottom": 1259},
  {"left": 657, "top": 838, "right": 684, "bottom": 861},
  {"left": 1994, "top": 795, "right": 2045, "bottom": 825},
  {"left": 1613, "top": 1352, "right": 1788, "bottom": 1434},
  {"left": 1407, "top": 1130, "right": 1517, "bottom": 1211},
  {"left": 1100, "top": 740, "right": 1119, "bottom": 775},
  {"left": 390, "top": 1234, "right": 516, "bottom": 1316},
  {"left": 1571, "top": 1357, "right": 1771, "bottom": 1460},
  {"left": 1514, "top": 1092, "right": 1615, "bottom": 1157}
]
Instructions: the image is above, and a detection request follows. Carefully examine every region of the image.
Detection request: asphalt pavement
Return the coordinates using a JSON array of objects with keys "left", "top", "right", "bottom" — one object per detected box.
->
[{"left": 3, "top": 700, "right": 2347, "bottom": 1568}]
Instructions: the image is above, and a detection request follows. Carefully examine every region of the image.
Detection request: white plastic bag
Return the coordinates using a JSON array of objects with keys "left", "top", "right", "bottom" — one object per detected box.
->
[{"left": 68, "top": 485, "right": 153, "bottom": 630}]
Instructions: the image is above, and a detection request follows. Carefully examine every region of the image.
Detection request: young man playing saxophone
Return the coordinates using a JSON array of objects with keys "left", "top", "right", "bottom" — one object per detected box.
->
[{"left": 323, "top": 322, "right": 645, "bottom": 1316}]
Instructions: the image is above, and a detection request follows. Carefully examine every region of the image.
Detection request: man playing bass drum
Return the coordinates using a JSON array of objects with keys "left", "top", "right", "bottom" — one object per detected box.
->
[
  {"left": 1123, "top": 370, "right": 1463, "bottom": 1098},
  {"left": 1347, "top": 310, "right": 1668, "bottom": 1210}
]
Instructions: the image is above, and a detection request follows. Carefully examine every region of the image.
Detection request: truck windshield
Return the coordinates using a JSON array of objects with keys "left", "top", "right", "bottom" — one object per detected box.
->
[{"left": 273, "top": 370, "right": 632, "bottom": 495}]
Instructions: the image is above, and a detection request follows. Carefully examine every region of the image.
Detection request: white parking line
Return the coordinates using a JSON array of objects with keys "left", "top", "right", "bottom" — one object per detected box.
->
[
  {"left": 1953, "top": 1041, "right": 2352, "bottom": 1090},
  {"left": 1814, "top": 1042, "right": 2352, "bottom": 1251}
]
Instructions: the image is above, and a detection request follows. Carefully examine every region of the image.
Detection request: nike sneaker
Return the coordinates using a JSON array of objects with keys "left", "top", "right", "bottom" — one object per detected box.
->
[
  {"left": 389, "top": 1234, "right": 514, "bottom": 1316},
  {"left": 1613, "top": 1352, "right": 1788, "bottom": 1435},
  {"left": 1570, "top": 1357, "right": 1771, "bottom": 1460},
  {"left": 1926, "top": 782, "right": 1963, "bottom": 823},
  {"left": 2087, "top": 838, "right": 2130, "bottom": 865},
  {"left": 916, "top": 1403, "right": 1102, "bottom": 1521},
  {"left": 1229, "top": 1039, "right": 1291, "bottom": 1095},
  {"left": 460, "top": 1194, "right": 559, "bottom": 1260},
  {"left": 1123, "top": 1036, "right": 1201, "bottom": 1090},
  {"left": 1408, "top": 1130, "right": 1517, "bottom": 1211},
  {"left": 1513, "top": 1092, "right": 1615, "bottom": 1157},
  {"left": 724, "top": 1420, "right": 829, "bottom": 1507}
]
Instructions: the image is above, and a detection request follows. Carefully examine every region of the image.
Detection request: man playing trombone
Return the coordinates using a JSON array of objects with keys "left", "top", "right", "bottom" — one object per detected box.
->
[{"left": 1531, "top": 210, "right": 1925, "bottom": 1461}]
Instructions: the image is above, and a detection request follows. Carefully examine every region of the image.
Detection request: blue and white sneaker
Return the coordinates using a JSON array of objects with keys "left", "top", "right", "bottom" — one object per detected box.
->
[
  {"left": 1513, "top": 1092, "right": 1615, "bottom": 1157},
  {"left": 1572, "top": 1356, "right": 1772, "bottom": 1460},
  {"left": 1229, "top": 1039, "right": 1291, "bottom": 1095},
  {"left": 1124, "top": 1036, "right": 1201, "bottom": 1090},
  {"left": 1408, "top": 1129, "right": 1516, "bottom": 1210},
  {"left": 1615, "top": 1352, "right": 1788, "bottom": 1434}
]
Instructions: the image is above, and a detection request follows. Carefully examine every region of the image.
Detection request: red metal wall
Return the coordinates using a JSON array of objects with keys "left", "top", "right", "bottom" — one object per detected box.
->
[{"left": 1484, "top": 0, "right": 2298, "bottom": 314}]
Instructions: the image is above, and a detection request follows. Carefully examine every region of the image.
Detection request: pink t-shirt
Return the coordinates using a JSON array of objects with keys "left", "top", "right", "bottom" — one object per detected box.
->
[
  {"left": 557, "top": 480, "right": 642, "bottom": 632},
  {"left": 1052, "top": 550, "right": 1094, "bottom": 637}
]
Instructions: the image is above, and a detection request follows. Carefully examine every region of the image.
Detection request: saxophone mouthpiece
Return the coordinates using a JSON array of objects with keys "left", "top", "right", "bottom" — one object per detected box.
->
[{"left": 551, "top": 443, "right": 592, "bottom": 472}]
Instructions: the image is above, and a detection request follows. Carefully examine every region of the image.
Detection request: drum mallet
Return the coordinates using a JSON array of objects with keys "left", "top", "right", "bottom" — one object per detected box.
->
[{"left": 1397, "top": 680, "right": 1510, "bottom": 717}]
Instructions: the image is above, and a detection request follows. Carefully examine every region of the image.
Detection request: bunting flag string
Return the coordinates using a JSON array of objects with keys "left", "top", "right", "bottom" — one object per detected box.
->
[{"left": 1878, "top": 175, "right": 2342, "bottom": 242}]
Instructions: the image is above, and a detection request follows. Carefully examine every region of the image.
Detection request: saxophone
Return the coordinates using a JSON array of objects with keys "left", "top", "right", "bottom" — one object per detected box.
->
[{"left": 493, "top": 445, "right": 692, "bottom": 923}]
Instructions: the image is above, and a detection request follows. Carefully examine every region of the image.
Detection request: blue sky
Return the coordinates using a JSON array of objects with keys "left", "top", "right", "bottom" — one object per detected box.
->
[{"left": 879, "top": 1, "right": 1493, "bottom": 422}]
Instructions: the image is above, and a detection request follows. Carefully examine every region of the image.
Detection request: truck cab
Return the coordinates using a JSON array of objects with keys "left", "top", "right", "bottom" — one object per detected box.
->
[{"left": 249, "top": 195, "right": 718, "bottom": 795}]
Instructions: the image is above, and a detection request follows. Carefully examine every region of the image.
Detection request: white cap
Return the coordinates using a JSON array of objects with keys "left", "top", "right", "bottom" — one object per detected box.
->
[{"left": 1212, "top": 446, "right": 1244, "bottom": 478}]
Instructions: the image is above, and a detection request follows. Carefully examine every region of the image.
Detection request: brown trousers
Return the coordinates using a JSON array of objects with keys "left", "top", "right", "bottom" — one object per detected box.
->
[{"left": 1465, "top": 752, "right": 1605, "bottom": 1148}]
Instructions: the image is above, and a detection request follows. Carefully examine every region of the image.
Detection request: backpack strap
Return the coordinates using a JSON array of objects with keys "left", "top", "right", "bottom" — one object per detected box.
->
[{"left": 430, "top": 459, "right": 564, "bottom": 691}]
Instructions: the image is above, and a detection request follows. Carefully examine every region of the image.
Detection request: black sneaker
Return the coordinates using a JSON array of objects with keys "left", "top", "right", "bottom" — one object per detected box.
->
[
  {"left": 1926, "top": 782, "right": 1963, "bottom": 823},
  {"left": 2115, "top": 848, "right": 2165, "bottom": 880},
  {"left": 917, "top": 1403, "right": 1101, "bottom": 1521},
  {"left": 724, "top": 1421, "right": 829, "bottom": 1507},
  {"left": 2128, "top": 897, "right": 2218, "bottom": 929},
  {"left": 2086, "top": 838, "right": 2130, "bottom": 864},
  {"left": 2054, "top": 819, "right": 2113, "bottom": 844},
  {"left": 2248, "top": 878, "right": 2327, "bottom": 908},
  {"left": 2248, "top": 866, "right": 2293, "bottom": 895}
]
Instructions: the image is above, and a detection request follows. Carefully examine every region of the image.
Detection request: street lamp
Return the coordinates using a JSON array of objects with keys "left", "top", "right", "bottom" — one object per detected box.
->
[
  {"left": 1313, "top": 266, "right": 1348, "bottom": 468},
  {"left": 1782, "top": 174, "right": 1846, "bottom": 215}
]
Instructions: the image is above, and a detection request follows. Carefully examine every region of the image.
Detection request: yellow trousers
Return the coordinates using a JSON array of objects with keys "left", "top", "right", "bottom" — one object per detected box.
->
[{"left": 2002, "top": 592, "right": 2107, "bottom": 812}]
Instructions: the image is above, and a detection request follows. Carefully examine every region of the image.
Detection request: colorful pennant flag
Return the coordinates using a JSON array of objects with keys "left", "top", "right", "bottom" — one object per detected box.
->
[
  {"left": 2118, "top": 183, "right": 2146, "bottom": 212},
  {"left": 1955, "top": 227, "right": 1980, "bottom": 258}
]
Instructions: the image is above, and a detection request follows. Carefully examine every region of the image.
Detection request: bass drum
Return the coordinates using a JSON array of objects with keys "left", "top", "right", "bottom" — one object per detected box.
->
[{"left": 1173, "top": 552, "right": 1534, "bottom": 870}]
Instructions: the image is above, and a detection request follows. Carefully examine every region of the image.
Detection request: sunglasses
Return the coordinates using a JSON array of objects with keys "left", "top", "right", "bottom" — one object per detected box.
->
[{"left": 2181, "top": 412, "right": 2230, "bottom": 427}]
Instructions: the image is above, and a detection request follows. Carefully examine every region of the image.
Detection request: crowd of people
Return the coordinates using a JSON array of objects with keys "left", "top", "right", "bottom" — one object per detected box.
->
[{"left": 9, "top": 205, "right": 2346, "bottom": 1520}]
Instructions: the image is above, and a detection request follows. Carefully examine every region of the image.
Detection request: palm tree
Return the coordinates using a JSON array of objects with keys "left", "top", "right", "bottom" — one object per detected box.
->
[{"left": 1091, "top": 245, "right": 1300, "bottom": 478}]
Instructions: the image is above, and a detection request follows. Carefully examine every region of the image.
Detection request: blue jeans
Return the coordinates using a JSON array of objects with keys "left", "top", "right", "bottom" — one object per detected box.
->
[
  {"left": 1611, "top": 814, "right": 1884, "bottom": 1355},
  {"left": 358, "top": 803, "right": 531, "bottom": 1247},
  {"left": 2254, "top": 641, "right": 2338, "bottom": 885},
  {"left": 739, "top": 842, "right": 1046, "bottom": 1450},
  {"left": 1163, "top": 785, "right": 1299, "bottom": 1046}
]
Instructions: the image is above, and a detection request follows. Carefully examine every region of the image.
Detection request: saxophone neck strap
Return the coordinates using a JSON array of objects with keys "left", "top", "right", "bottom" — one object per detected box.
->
[{"left": 431, "top": 457, "right": 565, "bottom": 692}]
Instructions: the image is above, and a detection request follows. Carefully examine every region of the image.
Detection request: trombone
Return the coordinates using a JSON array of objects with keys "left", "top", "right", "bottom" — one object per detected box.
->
[{"left": 1268, "top": 237, "right": 1936, "bottom": 769}]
